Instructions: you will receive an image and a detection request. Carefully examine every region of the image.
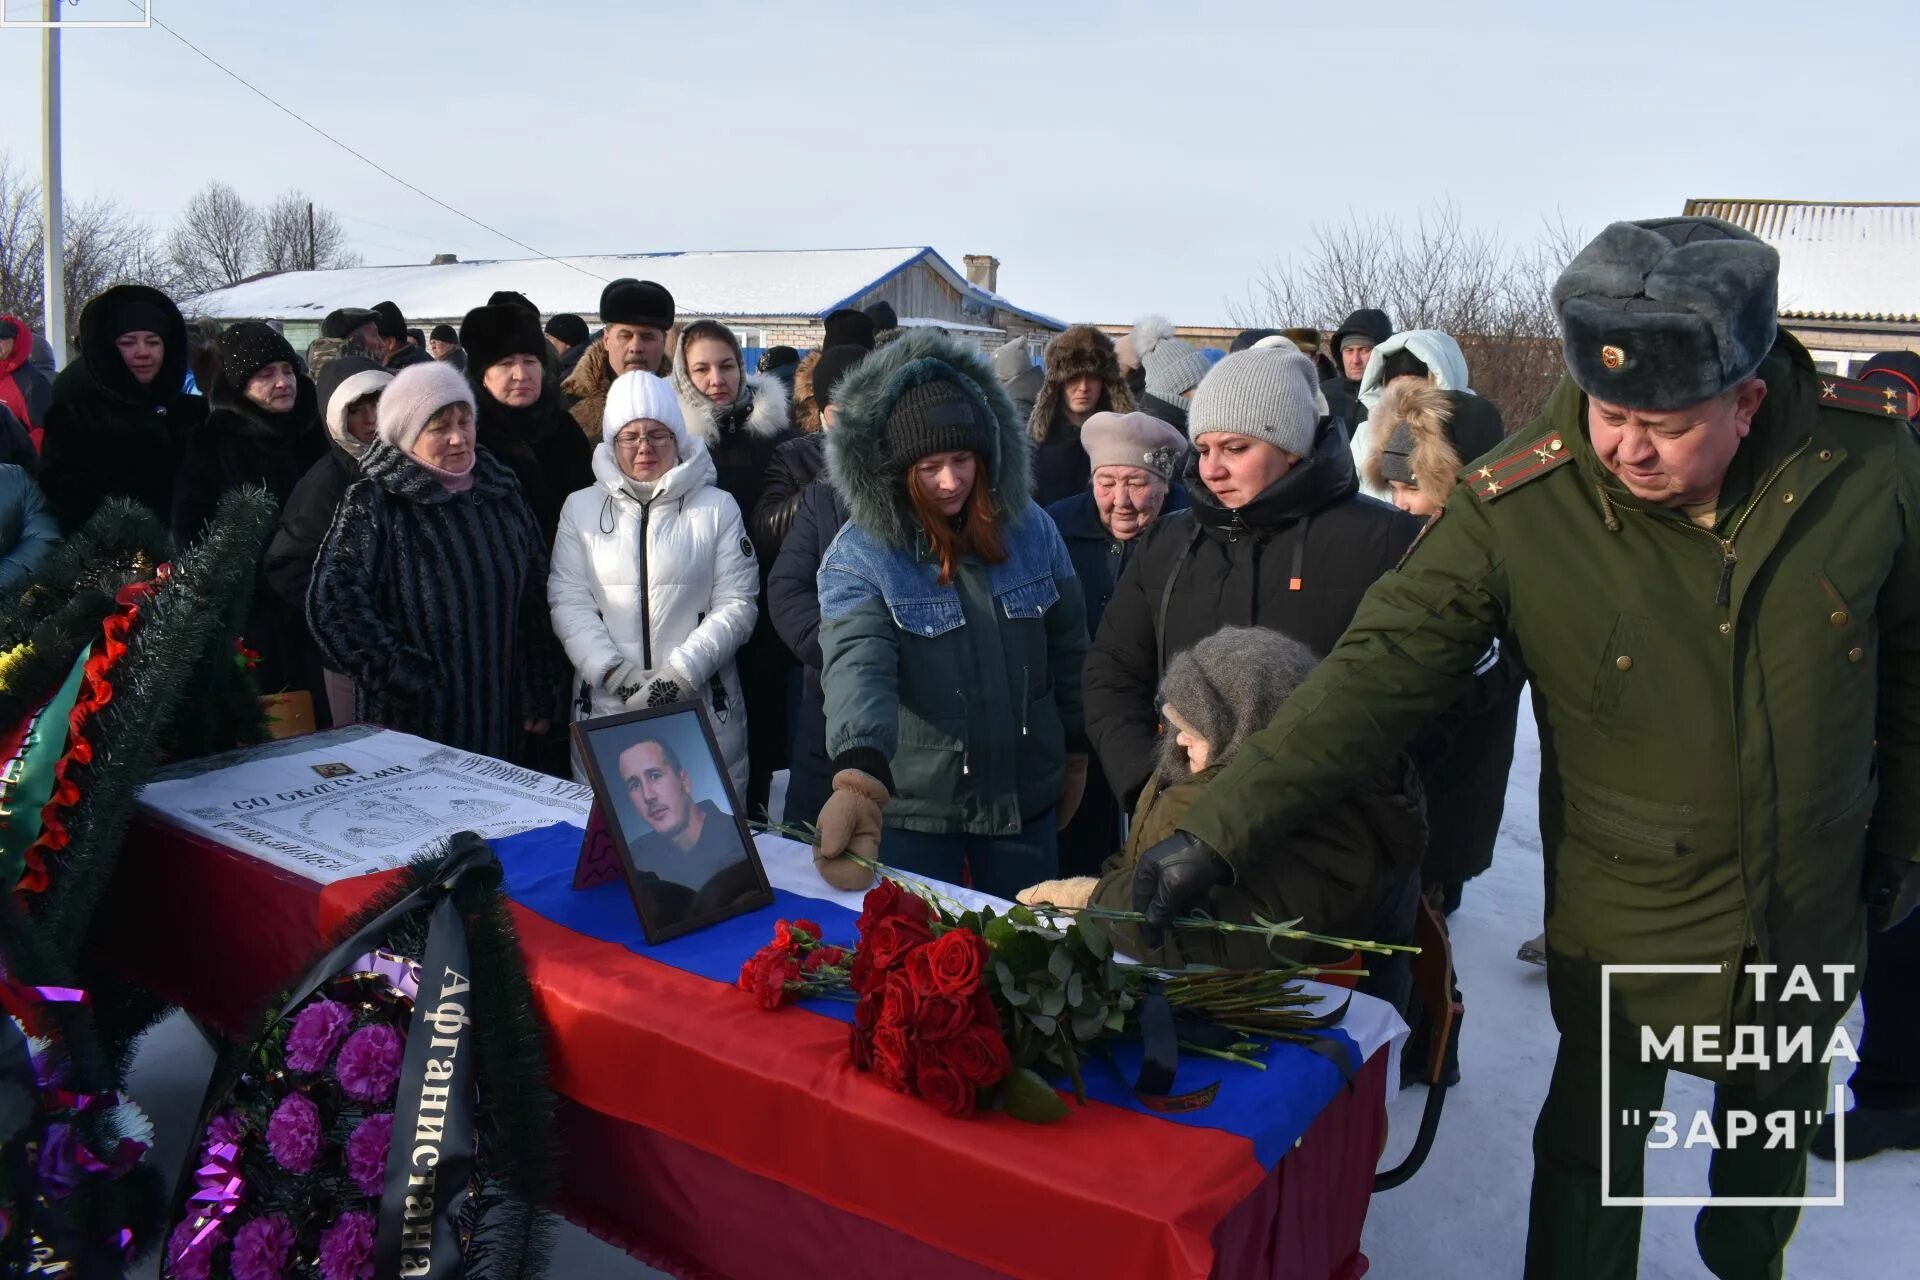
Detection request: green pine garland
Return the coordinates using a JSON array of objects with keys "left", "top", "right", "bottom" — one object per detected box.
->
[
  {"left": 0, "top": 499, "right": 171, "bottom": 650},
  {"left": 32, "top": 486, "right": 277, "bottom": 966},
  {"left": 0, "top": 587, "right": 118, "bottom": 730}
]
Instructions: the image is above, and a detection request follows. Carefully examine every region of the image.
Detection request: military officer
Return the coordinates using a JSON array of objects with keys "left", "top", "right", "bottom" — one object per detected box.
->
[{"left": 1132, "top": 216, "right": 1920, "bottom": 1279}]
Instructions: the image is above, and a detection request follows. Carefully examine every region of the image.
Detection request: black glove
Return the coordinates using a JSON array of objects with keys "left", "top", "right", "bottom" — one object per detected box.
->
[
  {"left": 1131, "top": 831, "right": 1232, "bottom": 948},
  {"left": 1866, "top": 855, "right": 1920, "bottom": 933}
]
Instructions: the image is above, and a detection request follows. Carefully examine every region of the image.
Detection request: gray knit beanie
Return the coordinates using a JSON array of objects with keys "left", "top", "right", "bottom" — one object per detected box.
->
[
  {"left": 1133, "top": 315, "right": 1212, "bottom": 404},
  {"left": 1186, "top": 347, "right": 1322, "bottom": 455},
  {"left": 1158, "top": 626, "right": 1320, "bottom": 778},
  {"left": 991, "top": 336, "right": 1031, "bottom": 383}
]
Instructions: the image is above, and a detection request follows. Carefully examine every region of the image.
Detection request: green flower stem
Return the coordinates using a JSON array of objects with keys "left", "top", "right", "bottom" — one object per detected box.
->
[{"left": 1177, "top": 1042, "right": 1268, "bottom": 1070}]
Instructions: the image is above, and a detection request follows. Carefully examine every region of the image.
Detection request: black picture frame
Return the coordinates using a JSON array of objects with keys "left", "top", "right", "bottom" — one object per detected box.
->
[{"left": 570, "top": 701, "right": 772, "bottom": 946}]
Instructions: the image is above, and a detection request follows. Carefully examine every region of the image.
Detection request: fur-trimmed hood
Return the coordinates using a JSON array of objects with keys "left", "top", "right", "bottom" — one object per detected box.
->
[
  {"left": 1360, "top": 379, "right": 1508, "bottom": 507},
  {"left": 1028, "top": 324, "right": 1132, "bottom": 445},
  {"left": 826, "top": 327, "right": 1031, "bottom": 551},
  {"left": 670, "top": 328, "right": 792, "bottom": 449},
  {"left": 791, "top": 349, "right": 824, "bottom": 435}
]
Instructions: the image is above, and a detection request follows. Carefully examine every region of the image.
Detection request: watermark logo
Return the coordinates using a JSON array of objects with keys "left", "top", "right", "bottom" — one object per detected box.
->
[
  {"left": 2, "top": 1, "right": 151, "bottom": 28},
  {"left": 1600, "top": 963, "right": 1853, "bottom": 1208}
]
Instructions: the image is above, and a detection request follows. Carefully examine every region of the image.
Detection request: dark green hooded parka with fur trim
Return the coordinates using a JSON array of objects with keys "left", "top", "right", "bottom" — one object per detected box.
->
[{"left": 818, "top": 330, "right": 1088, "bottom": 837}]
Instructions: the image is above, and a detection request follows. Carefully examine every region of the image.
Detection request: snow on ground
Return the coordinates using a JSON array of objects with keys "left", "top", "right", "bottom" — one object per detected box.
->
[
  {"left": 1362, "top": 699, "right": 1916, "bottom": 1279},
  {"left": 125, "top": 714, "right": 1913, "bottom": 1279}
]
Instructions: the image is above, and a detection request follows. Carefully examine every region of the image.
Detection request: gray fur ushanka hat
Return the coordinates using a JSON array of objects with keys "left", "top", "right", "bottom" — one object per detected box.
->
[{"left": 1551, "top": 216, "right": 1779, "bottom": 412}]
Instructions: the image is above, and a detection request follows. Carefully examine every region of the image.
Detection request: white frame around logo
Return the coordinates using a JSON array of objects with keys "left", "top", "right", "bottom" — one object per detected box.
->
[
  {"left": 1599, "top": 963, "right": 1844, "bottom": 1208},
  {"left": 2, "top": 1, "right": 151, "bottom": 27}
]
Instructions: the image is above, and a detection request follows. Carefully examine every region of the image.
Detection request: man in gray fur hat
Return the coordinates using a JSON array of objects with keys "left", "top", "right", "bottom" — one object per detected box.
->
[{"left": 1141, "top": 216, "right": 1920, "bottom": 1278}]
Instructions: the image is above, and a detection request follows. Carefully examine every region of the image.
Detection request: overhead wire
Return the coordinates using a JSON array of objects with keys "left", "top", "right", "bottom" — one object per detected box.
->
[{"left": 125, "top": 1, "right": 606, "bottom": 282}]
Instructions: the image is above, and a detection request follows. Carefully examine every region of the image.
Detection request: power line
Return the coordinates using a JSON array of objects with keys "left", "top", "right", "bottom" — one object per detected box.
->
[{"left": 128, "top": 1, "right": 605, "bottom": 283}]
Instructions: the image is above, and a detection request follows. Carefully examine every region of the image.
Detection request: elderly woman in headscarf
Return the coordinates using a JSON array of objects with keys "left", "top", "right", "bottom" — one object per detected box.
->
[
  {"left": 548, "top": 371, "right": 759, "bottom": 790},
  {"left": 308, "top": 361, "right": 558, "bottom": 758},
  {"left": 1023, "top": 626, "right": 1423, "bottom": 1008},
  {"left": 264, "top": 355, "right": 392, "bottom": 727}
]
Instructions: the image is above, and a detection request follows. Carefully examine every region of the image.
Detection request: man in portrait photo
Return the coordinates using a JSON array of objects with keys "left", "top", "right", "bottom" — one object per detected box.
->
[{"left": 617, "top": 733, "right": 759, "bottom": 924}]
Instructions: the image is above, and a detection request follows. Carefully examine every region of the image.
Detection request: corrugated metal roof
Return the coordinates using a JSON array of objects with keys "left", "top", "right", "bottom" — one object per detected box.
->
[
  {"left": 1682, "top": 200, "right": 1920, "bottom": 323},
  {"left": 184, "top": 247, "right": 1064, "bottom": 331}
]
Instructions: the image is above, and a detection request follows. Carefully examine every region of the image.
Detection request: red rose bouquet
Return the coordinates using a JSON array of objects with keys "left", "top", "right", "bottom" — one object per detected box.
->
[{"left": 739, "top": 865, "right": 1414, "bottom": 1124}]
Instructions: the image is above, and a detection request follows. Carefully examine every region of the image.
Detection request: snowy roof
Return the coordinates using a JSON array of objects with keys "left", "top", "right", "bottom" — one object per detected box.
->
[
  {"left": 1683, "top": 199, "right": 1920, "bottom": 323},
  {"left": 182, "top": 246, "right": 1064, "bottom": 331}
]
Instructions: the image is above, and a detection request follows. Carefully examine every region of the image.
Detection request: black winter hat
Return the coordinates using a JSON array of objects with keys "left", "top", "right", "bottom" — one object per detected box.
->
[
  {"left": 102, "top": 294, "right": 174, "bottom": 341},
  {"left": 1229, "top": 328, "right": 1283, "bottom": 353},
  {"left": 864, "top": 300, "right": 898, "bottom": 333},
  {"left": 321, "top": 307, "right": 379, "bottom": 339},
  {"left": 1859, "top": 351, "right": 1920, "bottom": 420},
  {"left": 371, "top": 301, "right": 407, "bottom": 339},
  {"left": 459, "top": 303, "right": 546, "bottom": 373},
  {"left": 884, "top": 374, "right": 993, "bottom": 472},
  {"left": 218, "top": 321, "right": 298, "bottom": 387},
  {"left": 1552, "top": 217, "right": 1779, "bottom": 411},
  {"left": 1379, "top": 348, "right": 1431, "bottom": 384},
  {"left": 599, "top": 278, "right": 674, "bottom": 330},
  {"left": 544, "top": 313, "right": 589, "bottom": 347},
  {"left": 406, "top": 327, "right": 425, "bottom": 347},
  {"left": 1330, "top": 308, "right": 1392, "bottom": 350},
  {"left": 488, "top": 290, "right": 539, "bottom": 316},
  {"left": 823, "top": 308, "right": 876, "bottom": 352},
  {"left": 811, "top": 345, "right": 867, "bottom": 412},
  {"left": 429, "top": 323, "right": 459, "bottom": 345},
  {"left": 759, "top": 345, "right": 800, "bottom": 372}
]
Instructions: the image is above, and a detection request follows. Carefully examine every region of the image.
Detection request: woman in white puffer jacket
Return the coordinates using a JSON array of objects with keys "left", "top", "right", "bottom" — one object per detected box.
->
[{"left": 549, "top": 370, "right": 760, "bottom": 789}]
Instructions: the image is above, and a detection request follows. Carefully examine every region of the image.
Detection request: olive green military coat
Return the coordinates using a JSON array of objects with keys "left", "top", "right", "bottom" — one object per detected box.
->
[{"left": 1182, "top": 336, "right": 1920, "bottom": 1062}]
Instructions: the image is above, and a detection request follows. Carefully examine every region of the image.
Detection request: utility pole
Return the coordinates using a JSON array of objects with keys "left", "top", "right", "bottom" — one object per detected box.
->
[
  {"left": 40, "top": 0, "right": 66, "bottom": 362},
  {"left": 308, "top": 201, "right": 317, "bottom": 270}
]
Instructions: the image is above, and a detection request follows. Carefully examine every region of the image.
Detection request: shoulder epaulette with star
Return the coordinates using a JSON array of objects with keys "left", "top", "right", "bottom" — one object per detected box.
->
[
  {"left": 1818, "top": 373, "right": 1910, "bottom": 419},
  {"left": 1466, "top": 431, "right": 1573, "bottom": 503}
]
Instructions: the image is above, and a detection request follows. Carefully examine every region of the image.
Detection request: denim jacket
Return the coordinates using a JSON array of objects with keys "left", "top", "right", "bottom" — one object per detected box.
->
[{"left": 819, "top": 500, "right": 1088, "bottom": 836}]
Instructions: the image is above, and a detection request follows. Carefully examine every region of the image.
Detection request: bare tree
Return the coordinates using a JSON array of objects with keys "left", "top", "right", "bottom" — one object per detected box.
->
[
  {"left": 0, "top": 153, "right": 45, "bottom": 321},
  {"left": 167, "top": 180, "right": 261, "bottom": 298},
  {"left": 1233, "top": 202, "right": 1584, "bottom": 426},
  {"left": 0, "top": 150, "right": 175, "bottom": 350},
  {"left": 259, "top": 190, "right": 360, "bottom": 272}
]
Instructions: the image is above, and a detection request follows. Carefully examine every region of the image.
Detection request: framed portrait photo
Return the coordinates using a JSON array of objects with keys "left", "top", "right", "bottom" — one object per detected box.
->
[{"left": 571, "top": 702, "right": 772, "bottom": 946}]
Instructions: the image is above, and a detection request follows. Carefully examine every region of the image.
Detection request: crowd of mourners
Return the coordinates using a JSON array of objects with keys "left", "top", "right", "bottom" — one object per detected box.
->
[
  {"left": 6, "top": 253, "right": 1918, "bottom": 1068},
  {"left": 0, "top": 282, "right": 1523, "bottom": 988}
]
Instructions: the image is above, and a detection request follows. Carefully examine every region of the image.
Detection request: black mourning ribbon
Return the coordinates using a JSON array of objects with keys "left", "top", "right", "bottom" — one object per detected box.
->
[
  {"left": 1131, "top": 981, "right": 1363, "bottom": 1111},
  {"left": 373, "top": 832, "right": 497, "bottom": 1278}
]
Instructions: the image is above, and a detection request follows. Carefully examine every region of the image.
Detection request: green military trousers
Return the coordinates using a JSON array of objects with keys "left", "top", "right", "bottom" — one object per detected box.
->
[{"left": 1523, "top": 1024, "right": 1831, "bottom": 1279}]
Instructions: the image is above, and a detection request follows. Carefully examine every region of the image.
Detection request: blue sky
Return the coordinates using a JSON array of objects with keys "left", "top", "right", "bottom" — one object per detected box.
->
[{"left": 0, "top": 0, "right": 1910, "bottom": 324}]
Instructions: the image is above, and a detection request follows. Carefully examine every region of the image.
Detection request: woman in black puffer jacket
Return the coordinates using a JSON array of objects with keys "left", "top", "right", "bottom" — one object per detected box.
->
[{"left": 1086, "top": 347, "right": 1421, "bottom": 807}]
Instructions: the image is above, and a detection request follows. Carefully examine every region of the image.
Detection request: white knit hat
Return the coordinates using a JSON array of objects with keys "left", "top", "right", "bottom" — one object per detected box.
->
[
  {"left": 601, "top": 370, "right": 688, "bottom": 449},
  {"left": 1187, "top": 348, "right": 1322, "bottom": 457},
  {"left": 324, "top": 368, "right": 392, "bottom": 458},
  {"left": 375, "top": 361, "right": 474, "bottom": 453}
]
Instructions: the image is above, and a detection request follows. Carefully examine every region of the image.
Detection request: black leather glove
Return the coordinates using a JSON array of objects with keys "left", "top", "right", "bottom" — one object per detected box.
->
[
  {"left": 1866, "top": 855, "right": 1920, "bottom": 933},
  {"left": 1131, "top": 831, "right": 1232, "bottom": 948}
]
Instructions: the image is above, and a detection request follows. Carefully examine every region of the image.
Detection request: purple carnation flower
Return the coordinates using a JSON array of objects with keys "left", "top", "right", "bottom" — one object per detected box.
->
[
  {"left": 346, "top": 1111, "right": 395, "bottom": 1197},
  {"left": 167, "top": 1219, "right": 222, "bottom": 1280},
  {"left": 285, "top": 999, "right": 354, "bottom": 1074},
  {"left": 334, "top": 1024, "right": 404, "bottom": 1103},
  {"left": 230, "top": 1213, "right": 296, "bottom": 1280},
  {"left": 265, "top": 1091, "right": 322, "bottom": 1174},
  {"left": 317, "top": 1209, "right": 376, "bottom": 1280},
  {"left": 35, "top": 1122, "right": 82, "bottom": 1200},
  {"left": 206, "top": 1109, "right": 246, "bottom": 1147}
]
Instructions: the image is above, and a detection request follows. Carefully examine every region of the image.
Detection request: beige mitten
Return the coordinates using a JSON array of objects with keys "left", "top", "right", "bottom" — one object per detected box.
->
[
  {"left": 813, "top": 769, "right": 888, "bottom": 891},
  {"left": 1015, "top": 877, "right": 1098, "bottom": 909}
]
